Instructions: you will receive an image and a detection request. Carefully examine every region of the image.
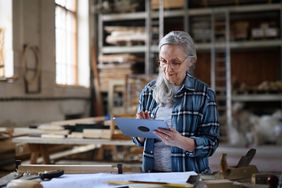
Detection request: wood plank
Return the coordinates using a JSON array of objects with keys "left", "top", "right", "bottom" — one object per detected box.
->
[
  {"left": 13, "top": 128, "right": 69, "bottom": 137},
  {"left": 67, "top": 132, "right": 84, "bottom": 139},
  {"left": 91, "top": 47, "right": 104, "bottom": 116},
  {"left": 13, "top": 136, "right": 134, "bottom": 145},
  {"left": 98, "top": 54, "right": 143, "bottom": 63},
  {"left": 83, "top": 129, "right": 112, "bottom": 139},
  {"left": 18, "top": 164, "right": 120, "bottom": 174},
  {"left": 49, "top": 116, "right": 105, "bottom": 126},
  {"left": 41, "top": 134, "right": 66, "bottom": 139},
  {"left": 22, "top": 145, "right": 98, "bottom": 164}
]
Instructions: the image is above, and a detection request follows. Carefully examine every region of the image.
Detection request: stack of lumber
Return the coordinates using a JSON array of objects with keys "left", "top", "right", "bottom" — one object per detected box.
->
[
  {"left": 190, "top": 17, "right": 211, "bottom": 43},
  {"left": 98, "top": 54, "right": 144, "bottom": 92},
  {"left": 13, "top": 126, "right": 69, "bottom": 138},
  {"left": 234, "top": 80, "right": 282, "bottom": 94},
  {"left": 101, "top": 26, "right": 148, "bottom": 92},
  {"left": 99, "top": 63, "right": 132, "bottom": 92},
  {"left": 124, "top": 75, "right": 156, "bottom": 114},
  {"left": 105, "top": 26, "right": 145, "bottom": 46},
  {"left": 12, "top": 117, "right": 130, "bottom": 140}
]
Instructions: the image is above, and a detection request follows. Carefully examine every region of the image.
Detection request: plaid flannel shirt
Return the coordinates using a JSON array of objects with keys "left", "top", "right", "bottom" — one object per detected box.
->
[{"left": 133, "top": 73, "right": 220, "bottom": 173}]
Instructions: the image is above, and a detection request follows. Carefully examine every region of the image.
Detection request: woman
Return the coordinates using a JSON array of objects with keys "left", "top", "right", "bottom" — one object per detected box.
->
[{"left": 133, "top": 31, "right": 220, "bottom": 173}]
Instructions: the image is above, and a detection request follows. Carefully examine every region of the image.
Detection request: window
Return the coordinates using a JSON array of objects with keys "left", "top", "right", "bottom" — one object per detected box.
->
[
  {"left": 0, "top": 0, "right": 13, "bottom": 79},
  {"left": 55, "top": 0, "right": 89, "bottom": 87}
]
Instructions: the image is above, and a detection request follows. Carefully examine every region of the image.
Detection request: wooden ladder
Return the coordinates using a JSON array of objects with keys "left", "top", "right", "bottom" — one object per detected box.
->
[{"left": 211, "top": 11, "right": 232, "bottom": 143}]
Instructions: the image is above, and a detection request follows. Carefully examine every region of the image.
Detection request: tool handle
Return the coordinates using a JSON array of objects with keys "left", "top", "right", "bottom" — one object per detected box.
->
[
  {"left": 267, "top": 175, "right": 279, "bottom": 188},
  {"left": 39, "top": 170, "right": 64, "bottom": 180}
]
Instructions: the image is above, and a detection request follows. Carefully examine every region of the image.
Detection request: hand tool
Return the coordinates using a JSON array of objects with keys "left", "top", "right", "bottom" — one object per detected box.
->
[{"left": 236, "top": 148, "right": 256, "bottom": 168}]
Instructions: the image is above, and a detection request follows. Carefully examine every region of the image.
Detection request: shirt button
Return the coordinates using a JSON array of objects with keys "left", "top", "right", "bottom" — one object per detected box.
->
[{"left": 150, "top": 151, "right": 153, "bottom": 154}]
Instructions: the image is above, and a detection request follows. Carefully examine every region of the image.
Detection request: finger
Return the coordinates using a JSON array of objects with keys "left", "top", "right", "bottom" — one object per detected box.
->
[
  {"left": 154, "top": 131, "right": 167, "bottom": 141},
  {"left": 136, "top": 112, "right": 145, "bottom": 119},
  {"left": 136, "top": 111, "right": 151, "bottom": 119},
  {"left": 144, "top": 111, "right": 150, "bottom": 119},
  {"left": 154, "top": 129, "right": 170, "bottom": 138},
  {"left": 156, "top": 128, "right": 171, "bottom": 135},
  {"left": 136, "top": 113, "right": 142, "bottom": 119}
]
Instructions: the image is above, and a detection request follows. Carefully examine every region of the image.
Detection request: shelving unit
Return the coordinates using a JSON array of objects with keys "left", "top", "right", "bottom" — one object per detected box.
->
[
  {"left": 94, "top": 1, "right": 282, "bottom": 142},
  {"left": 186, "top": 2, "right": 282, "bottom": 142}
]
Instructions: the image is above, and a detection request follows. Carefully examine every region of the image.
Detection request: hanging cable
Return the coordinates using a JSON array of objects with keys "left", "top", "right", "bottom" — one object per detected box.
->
[{"left": 21, "top": 44, "right": 41, "bottom": 93}]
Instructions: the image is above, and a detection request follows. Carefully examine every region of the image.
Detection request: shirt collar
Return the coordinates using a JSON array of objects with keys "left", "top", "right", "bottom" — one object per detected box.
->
[{"left": 181, "top": 73, "right": 196, "bottom": 92}]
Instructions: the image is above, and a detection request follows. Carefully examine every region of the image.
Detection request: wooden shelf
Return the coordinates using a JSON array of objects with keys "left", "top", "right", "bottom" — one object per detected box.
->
[
  {"left": 196, "top": 40, "right": 282, "bottom": 50},
  {"left": 100, "top": 3, "right": 281, "bottom": 20},
  {"left": 232, "top": 94, "right": 282, "bottom": 101},
  {"left": 101, "top": 39, "right": 281, "bottom": 53}
]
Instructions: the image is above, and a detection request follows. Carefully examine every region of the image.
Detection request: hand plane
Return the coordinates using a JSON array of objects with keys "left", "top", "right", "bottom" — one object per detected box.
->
[{"left": 219, "top": 148, "right": 258, "bottom": 181}]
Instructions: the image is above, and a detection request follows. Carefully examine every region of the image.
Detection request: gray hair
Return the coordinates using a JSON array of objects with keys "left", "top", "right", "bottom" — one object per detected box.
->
[
  {"left": 153, "top": 31, "right": 197, "bottom": 106},
  {"left": 159, "top": 31, "right": 197, "bottom": 63}
]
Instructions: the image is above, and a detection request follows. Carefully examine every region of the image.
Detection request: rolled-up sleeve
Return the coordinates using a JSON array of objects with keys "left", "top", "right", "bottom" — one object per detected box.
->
[{"left": 189, "top": 89, "right": 220, "bottom": 157}]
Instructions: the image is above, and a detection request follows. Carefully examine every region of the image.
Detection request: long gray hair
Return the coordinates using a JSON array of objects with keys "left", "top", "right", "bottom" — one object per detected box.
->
[{"left": 153, "top": 31, "right": 197, "bottom": 106}]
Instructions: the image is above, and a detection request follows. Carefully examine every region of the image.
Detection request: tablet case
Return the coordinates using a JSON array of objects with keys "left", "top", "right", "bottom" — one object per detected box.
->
[{"left": 113, "top": 117, "right": 168, "bottom": 138}]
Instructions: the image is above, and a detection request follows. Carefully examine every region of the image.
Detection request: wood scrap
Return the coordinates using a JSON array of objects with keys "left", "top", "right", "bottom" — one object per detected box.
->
[
  {"left": 13, "top": 128, "right": 42, "bottom": 137},
  {"left": 37, "top": 124, "right": 65, "bottom": 131},
  {"left": 67, "top": 132, "right": 83, "bottom": 139},
  {"left": 13, "top": 128, "right": 69, "bottom": 137},
  {"left": 49, "top": 116, "right": 105, "bottom": 126},
  {"left": 83, "top": 129, "right": 112, "bottom": 139},
  {"left": 41, "top": 134, "right": 66, "bottom": 139}
]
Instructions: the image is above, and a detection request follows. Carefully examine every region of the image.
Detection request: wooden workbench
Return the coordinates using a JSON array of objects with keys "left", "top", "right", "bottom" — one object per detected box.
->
[{"left": 13, "top": 136, "right": 134, "bottom": 164}]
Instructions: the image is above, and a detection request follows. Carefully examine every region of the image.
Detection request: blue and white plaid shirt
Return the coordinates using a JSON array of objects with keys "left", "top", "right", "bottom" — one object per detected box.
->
[{"left": 133, "top": 73, "right": 220, "bottom": 173}]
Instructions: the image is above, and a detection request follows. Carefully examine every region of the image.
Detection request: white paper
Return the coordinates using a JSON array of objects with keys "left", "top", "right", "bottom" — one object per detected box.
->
[{"left": 41, "top": 172, "right": 197, "bottom": 188}]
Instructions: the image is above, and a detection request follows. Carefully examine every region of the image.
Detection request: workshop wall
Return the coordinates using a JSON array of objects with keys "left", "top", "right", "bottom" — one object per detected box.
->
[{"left": 0, "top": 0, "right": 91, "bottom": 127}]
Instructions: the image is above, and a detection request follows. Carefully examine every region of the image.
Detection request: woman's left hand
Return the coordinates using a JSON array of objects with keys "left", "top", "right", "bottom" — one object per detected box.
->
[
  {"left": 154, "top": 128, "right": 195, "bottom": 152},
  {"left": 154, "top": 128, "right": 181, "bottom": 146}
]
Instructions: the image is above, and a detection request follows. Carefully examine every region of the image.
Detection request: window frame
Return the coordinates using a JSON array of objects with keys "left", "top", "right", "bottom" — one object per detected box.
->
[{"left": 55, "top": 0, "right": 79, "bottom": 86}]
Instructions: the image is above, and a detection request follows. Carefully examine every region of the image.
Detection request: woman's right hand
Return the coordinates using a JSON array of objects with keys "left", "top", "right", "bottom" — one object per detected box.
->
[
  {"left": 136, "top": 111, "right": 150, "bottom": 119},
  {"left": 135, "top": 111, "right": 150, "bottom": 143}
]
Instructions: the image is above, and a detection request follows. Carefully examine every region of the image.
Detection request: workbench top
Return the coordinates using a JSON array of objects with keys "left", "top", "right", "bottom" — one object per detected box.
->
[{"left": 13, "top": 136, "right": 134, "bottom": 146}]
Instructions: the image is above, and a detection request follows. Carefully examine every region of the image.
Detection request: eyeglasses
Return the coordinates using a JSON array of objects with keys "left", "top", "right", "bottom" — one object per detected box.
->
[{"left": 158, "top": 56, "right": 188, "bottom": 70}]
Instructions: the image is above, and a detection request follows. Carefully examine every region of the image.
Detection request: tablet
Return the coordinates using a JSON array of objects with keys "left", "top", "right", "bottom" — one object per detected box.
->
[{"left": 113, "top": 117, "right": 168, "bottom": 138}]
